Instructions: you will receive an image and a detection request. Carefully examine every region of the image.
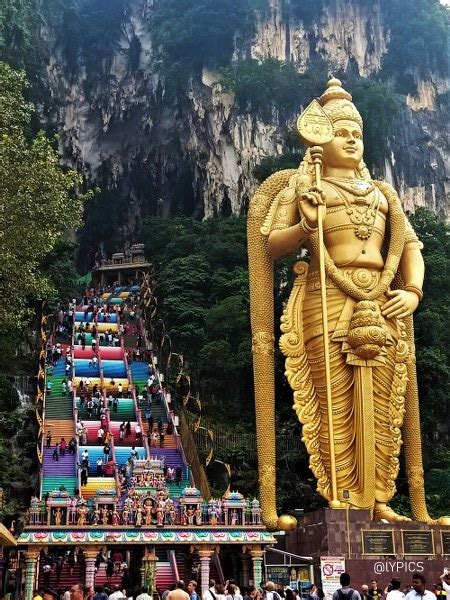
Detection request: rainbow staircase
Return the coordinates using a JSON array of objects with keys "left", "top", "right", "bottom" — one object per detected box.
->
[{"left": 31, "top": 287, "right": 243, "bottom": 592}]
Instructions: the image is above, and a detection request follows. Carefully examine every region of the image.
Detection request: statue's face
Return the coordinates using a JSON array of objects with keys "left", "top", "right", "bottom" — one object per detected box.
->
[{"left": 322, "top": 119, "right": 364, "bottom": 169}]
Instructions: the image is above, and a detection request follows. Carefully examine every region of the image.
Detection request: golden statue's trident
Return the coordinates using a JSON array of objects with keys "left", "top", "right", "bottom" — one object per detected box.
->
[{"left": 297, "top": 100, "right": 340, "bottom": 508}]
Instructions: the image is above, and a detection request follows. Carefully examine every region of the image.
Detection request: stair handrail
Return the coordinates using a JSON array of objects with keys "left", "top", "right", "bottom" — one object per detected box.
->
[
  {"left": 122, "top": 332, "right": 132, "bottom": 385},
  {"left": 109, "top": 434, "right": 121, "bottom": 498},
  {"left": 168, "top": 549, "right": 180, "bottom": 583},
  {"left": 159, "top": 380, "right": 192, "bottom": 483},
  {"left": 212, "top": 553, "right": 225, "bottom": 585},
  {"left": 39, "top": 362, "right": 47, "bottom": 500}
]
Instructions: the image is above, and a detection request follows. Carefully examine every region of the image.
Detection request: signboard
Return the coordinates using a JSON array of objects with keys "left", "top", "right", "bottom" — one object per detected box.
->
[
  {"left": 321, "top": 557, "right": 345, "bottom": 600},
  {"left": 266, "top": 566, "right": 311, "bottom": 588},
  {"left": 362, "top": 530, "right": 395, "bottom": 555},
  {"left": 266, "top": 566, "right": 292, "bottom": 586},
  {"left": 441, "top": 531, "right": 450, "bottom": 555},
  {"left": 402, "top": 531, "right": 435, "bottom": 555}
]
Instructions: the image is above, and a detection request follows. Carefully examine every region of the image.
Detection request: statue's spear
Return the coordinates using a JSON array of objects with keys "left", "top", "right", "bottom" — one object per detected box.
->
[{"left": 297, "top": 100, "right": 340, "bottom": 508}]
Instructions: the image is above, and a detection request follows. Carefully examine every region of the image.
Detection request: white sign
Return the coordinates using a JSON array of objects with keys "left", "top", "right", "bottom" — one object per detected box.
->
[{"left": 320, "top": 556, "right": 346, "bottom": 600}]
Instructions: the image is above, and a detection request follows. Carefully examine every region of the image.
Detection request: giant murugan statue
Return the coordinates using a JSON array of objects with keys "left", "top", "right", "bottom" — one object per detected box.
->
[{"left": 248, "top": 78, "right": 449, "bottom": 531}]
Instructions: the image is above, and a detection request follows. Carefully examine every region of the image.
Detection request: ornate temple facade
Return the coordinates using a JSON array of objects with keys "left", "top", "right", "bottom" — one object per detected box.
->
[{"left": 15, "top": 287, "right": 275, "bottom": 599}]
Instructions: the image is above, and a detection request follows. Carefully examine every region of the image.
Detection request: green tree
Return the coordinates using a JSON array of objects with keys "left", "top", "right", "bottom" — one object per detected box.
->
[
  {"left": 0, "top": 61, "right": 86, "bottom": 331},
  {"left": 410, "top": 209, "right": 450, "bottom": 456}
]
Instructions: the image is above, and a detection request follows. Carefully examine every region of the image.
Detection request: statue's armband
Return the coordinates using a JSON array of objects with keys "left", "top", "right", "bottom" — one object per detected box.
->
[
  {"left": 404, "top": 215, "right": 423, "bottom": 250},
  {"left": 261, "top": 176, "right": 301, "bottom": 236}
]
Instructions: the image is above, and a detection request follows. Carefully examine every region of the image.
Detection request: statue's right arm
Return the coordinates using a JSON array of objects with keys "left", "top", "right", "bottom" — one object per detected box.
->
[{"left": 267, "top": 222, "right": 308, "bottom": 260}]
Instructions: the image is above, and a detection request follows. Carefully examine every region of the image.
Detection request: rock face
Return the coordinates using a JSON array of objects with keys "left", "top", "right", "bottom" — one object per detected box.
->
[{"left": 40, "top": 0, "right": 448, "bottom": 258}]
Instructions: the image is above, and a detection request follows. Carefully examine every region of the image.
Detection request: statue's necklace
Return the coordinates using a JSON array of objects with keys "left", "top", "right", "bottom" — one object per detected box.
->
[
  {"left": 324, "top": 177, "right": 380, "bottom": 241},
  {"left": 324, "top": 176, "right": 375, "bottom": 197}
]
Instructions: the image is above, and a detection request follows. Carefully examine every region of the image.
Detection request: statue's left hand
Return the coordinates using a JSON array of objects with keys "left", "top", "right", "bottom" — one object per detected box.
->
[{"left": 381, "top": 289, "right": 419, "bottom": 319}]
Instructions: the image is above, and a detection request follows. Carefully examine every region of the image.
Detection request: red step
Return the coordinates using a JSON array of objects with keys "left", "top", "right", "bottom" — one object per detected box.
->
[
  {"left": 38, "top": 561, "right": 84, "bottom": 590},
  {"left": 95, "top": 564, "right": 124, "bottom": 588},
  {"left": 156, "top": 562, "right": 174, "bottom": 592}
]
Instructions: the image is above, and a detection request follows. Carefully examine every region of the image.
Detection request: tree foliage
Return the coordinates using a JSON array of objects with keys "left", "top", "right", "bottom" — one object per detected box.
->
[
  {"left": 409, "top": 209, "right": 450, "bottom": 454},
  {"left": 218, "top": 58, "right": 327, "bottom": 120},
  {"left": 0, "top": 61, "right": 87, "bottom": 331},
  {"left": 0, "top": 376, "right": 38, "bottom": 517},
  {"left": 142, "top": 216, "right": 254, "bottom": 423}
]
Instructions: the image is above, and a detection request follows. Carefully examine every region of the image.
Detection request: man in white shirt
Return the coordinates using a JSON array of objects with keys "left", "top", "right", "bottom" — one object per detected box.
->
[
  {"left": 202, "top": 580, "right": 216, "bottom": 600},
  {"left": 405, "top": 574, "right": 435, "bottom": 600},
  {"left": 439, "top": 570, "right": 450, "bottom": 596},
  {"left": 264, "top": 582, "right": 282, "bottom": 600},
  {"left": 97, "top": 428, "right": 104, "bottom": 445},
  {"left": 386, "top": 579, "right": 405, "bottom": 600},
  {"left": 136, "top": 587, "right": 152, "bottom": 600},
  {"left": 108, "top": 586, "right": 125, "bottom": 600}
]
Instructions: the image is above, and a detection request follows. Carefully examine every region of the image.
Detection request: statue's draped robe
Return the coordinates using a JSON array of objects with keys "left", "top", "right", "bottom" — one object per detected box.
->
[{"left": 271, "top": 179, "right": 421, "bottom": 508}]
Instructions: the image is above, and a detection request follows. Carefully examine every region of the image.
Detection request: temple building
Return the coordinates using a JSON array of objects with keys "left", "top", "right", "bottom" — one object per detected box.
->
[{"left": 14, "top": 287, "right": 275, "bottom": 599}]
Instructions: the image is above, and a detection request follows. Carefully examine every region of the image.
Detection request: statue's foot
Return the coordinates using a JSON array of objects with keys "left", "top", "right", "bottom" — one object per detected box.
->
[
  {"left": 432, "top": 515, "right": 450, "bottom": 526},
  {"left": 374, "top": 503, "right": 410, "bottom": 522},
  {"left": 328, "top": 500, "right": 351, "bottom": 509}
]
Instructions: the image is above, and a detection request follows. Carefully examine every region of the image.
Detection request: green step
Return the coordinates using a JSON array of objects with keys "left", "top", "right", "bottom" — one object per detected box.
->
[
  {"left": 166, "top": 479, "right": 190, "bottom": 497},
  {"left": 139, "top": 404, "right": 167, "bottom": 419},
  {"left": 47, "top": 375, "right": 67, "bottom": 395},
  {"left": 76, "top": 398, "right": 136, "bottom": 420},
  {"left": 42, "top": 476, "right": 78, "bottom": 496},
  {"left": 46, "top": 396, "right": 73, "bottom": 419},
  {"left": 74, "top": 333, "right": 94, "bottom": 345},
  {"left": 112, "top": 400, "right": 136, "bottom": 420}
]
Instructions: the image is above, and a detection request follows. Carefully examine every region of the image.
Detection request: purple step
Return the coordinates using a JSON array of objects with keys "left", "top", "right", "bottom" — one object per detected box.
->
[
  {"left": 149, "top": 448, "right": 183, "bottom": 468},
  {"left": 43, "top": 448, "right": 76, "bottom": 476}
]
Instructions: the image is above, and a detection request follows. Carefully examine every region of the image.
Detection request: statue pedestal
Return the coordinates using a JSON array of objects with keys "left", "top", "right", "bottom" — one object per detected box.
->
[{"left": 281, "top": 509, "right": 449, "bottom": 589}]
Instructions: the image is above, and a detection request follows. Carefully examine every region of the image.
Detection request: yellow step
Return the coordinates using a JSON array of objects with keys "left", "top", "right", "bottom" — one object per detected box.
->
[{"left": 81, "top": 477, "right": 116, "bottom": 499}]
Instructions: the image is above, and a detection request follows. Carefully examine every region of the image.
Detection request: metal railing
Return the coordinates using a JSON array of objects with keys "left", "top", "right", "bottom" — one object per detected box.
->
[{"left": 184, "top": 410, "right": 302, "bottom": 456}]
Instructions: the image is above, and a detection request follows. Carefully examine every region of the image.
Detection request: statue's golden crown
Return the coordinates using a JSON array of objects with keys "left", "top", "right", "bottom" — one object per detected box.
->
[{"left": 319, "top": 77, "right": 363, "bottom": 129}]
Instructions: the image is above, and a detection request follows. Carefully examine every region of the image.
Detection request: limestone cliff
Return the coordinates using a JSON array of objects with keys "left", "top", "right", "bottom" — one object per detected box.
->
[{"left": 37, "top": 0, "right": 448, "bottom": 260}]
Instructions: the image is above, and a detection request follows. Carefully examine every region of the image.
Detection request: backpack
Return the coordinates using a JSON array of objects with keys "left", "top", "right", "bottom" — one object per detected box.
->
[{"left": 337, "top": 590, "right": 355, "bottom": 600}]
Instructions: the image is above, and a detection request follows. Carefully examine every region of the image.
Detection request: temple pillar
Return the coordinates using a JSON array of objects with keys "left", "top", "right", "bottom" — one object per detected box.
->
[
  {"left": 250, "top": 548, "right": 264, "bottom": 589},
  {"left": 141, "top": 548, "right": 157, "bottom": 594},
  {"left": 24, "top": 548, "right": 40, "bottom": 600},
  {"left": 231, "top": 553, "right": 238, "bottom": 583},
  {"left": 198, "top": 547, "right": 214, "bottom": 594},
  {"left": 83, "top": 546, "right": 101, "bottom": 591},
  {"left": 241, "top": 552, "right": 251, "bottom": 588}
]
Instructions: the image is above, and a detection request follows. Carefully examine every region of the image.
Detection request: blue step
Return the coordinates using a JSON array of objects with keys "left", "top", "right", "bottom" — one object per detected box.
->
[
  {"left": 102, "top": 360, "right": 127, "bottom": 378},
  {"left": 79, "top": 446, "right": 112, "bottom": 476},
  {"left": 114, "top": 446, "right": 147, "bottom": 466},
  {"left": 74, "top": 359, "right": 100, "bottom": 377}
]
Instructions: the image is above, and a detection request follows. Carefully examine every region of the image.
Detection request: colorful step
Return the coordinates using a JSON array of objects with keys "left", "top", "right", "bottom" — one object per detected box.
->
[
  {"left": 45, "top": 396, "right": 73, "bottom": 420},
  {"left": 42, "top": 476, "right": 78, "bottom": 496},
  {"left": 43, "top": 448, "right": 77, "bottom": 477},
  {"left": 80, "top": 477, "right": 116, "bottom": 499}
]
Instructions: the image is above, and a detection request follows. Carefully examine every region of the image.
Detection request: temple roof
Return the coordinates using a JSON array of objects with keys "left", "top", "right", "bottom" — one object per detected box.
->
[{"left": 18, "top": 528, "right": 276, "bottom": 545}]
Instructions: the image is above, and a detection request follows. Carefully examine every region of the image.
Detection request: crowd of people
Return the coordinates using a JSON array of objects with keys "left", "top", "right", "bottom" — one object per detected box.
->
[
  {"left": 30, "top": 572, "right": 450, "bottom": 600},
  {"left": 329, "top": 572, "right": 450, "bottom": 600},
  {"left": 43, "top": 290, "right": 180, "bottom": 493}
]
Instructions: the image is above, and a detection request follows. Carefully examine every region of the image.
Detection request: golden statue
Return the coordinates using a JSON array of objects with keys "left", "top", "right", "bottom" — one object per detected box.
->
[{"left": 248, "top": 77, "right": 449, "bottom": 531}]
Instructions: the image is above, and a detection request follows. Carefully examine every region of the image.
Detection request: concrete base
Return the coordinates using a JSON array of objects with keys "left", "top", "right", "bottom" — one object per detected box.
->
[{"left": 280, "top": 508, "right": 449, "bottom": 589}]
